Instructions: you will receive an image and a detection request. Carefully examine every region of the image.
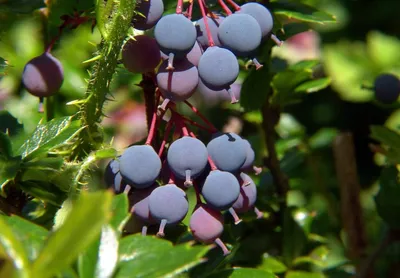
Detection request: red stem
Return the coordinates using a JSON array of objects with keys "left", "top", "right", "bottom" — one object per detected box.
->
[
  {"left": 225, "top": 0, "right": 240, "bottom": 11},
  {"left": 184, "top": 100, "right": 218, "bottom": 132},
  {"left": 182, "top": 117, "right": 215, "bottom": 133},
  {"left": 176, "top": 0, "right": 184, "bottom": 14},
  {"left": 168, "top": 171, "right": 176, "bottom": 184},
  {"left": 217, "top": 0, "right": 232, "bottom": 15},
  {"left": 145, "top": 90, "right": 161, "bottom": 145},
  {"left": 197, "top": 0, "right": 215, "bottom": 46},
  {"left": 187, "top": 0, "right": 194, "bottom": 20},
  {"left": 158, "top": 118, "right": 175, "bottom": 157}
]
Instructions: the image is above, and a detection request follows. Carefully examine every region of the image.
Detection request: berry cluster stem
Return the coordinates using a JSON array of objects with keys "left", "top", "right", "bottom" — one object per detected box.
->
[
  {"left": 197, "top": 0, "right": 216, "bottom": 46},
  {"left": 217, "top": 0, "right": 232, "bottom": 15}
]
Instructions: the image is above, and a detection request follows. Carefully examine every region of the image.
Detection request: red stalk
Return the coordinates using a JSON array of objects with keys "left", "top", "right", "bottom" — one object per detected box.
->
[{"left": 197, "top": 0, "right": 215, "bottom": 46}]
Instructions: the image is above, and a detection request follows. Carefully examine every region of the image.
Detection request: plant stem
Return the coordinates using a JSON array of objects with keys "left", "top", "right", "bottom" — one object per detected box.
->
[
  {"left": 45, "top": 96, "right": 55, "bottom": 122},
  {"left": 70, "top": 0, "right": 136, "bottom": 160}
]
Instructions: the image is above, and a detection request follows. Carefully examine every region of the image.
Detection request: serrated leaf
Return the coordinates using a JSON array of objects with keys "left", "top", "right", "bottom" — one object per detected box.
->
[
  {"left": 110, "top": 193, "right": 130, "bottom": 233},
  {"left": 272, "top": 0, "right": 336, "bottom": 24},
  {"left": 116, "top": 235, "right": 209, "bottom": 278},
  {"left": 240, "top": 67, "right": 272, "bottom": 111},
  {"left": 1, "top": 215, "right": 48, "bottom": 261},
  {"left": 0, "top": 0, "right": 45, "bottom": 14},
  {"left": 31, "top": 191, "right": 113, "bottom": 278},
  {"left": 260, "top": 254, "right": 288, "bottom": 273},
  {"left": 0, "top": 215, "right": 30, "bottom": 276},
  {"left": 295, "top": 78, "right": 331, "bottom": 93},
  {"left": 206, "top": 268, "right": 275, "bottom": 278},
  {"left": 17, "top": 117, "right": 82, "bottom": 160}
]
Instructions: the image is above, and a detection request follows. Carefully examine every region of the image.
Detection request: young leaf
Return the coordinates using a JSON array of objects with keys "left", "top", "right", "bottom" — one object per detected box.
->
[
  {"left": 206, "top": 268, "right": 275, "bottom": 278},
  {"left": 31, "top": 191, "right": 113, "bottom": 278},
  {"left": 116, "top": 235, "right": 209, "bottom": 278},
  {"left": 0, "top": 215, "right": 31, "bottom": 277},
  {"left": 0, "top": 155, "right": 21, "bottom": 191},
  {"left": 17, "top": 116, "right": 82, "bottom": 160}
]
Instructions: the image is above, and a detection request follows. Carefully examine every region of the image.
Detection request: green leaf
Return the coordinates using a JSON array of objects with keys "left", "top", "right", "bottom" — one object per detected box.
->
[
  {"left": 367, "top": 31, "right": 400, "bottom": 68},
  {"left": 1, "top": 215, "right": 48, "bottom": 261},
  {"left": 116, "top": 235, "right": 209, "bottom": 278},
  {"left": 0, "top": 215, "right": 30, "bottom": 277},
  {"left": 289, "top": 60, "right": 320, "bottom": 72},
  {"left": 323, "top": 42, "right": 373, "bottom": 102},
  {"left": 282, "top": 208, "right": 307, "bottom": 266},
  {"left": 285, "top": 271, "right": 325, "bottom": 278},
  {"left": 31, "top": 191, "right": 113, "bottom": 278},
  {"left": 240, "top": 67, "right": 272, "bottom": 111},
  {"left": 0, "top": 155, "right": 21, "bottom": 191},
  {"left": 271, "top": 70, "right": 311, "bottom": 106},
  {"left": 293, "top": 246, "right": 329, "bottom": 267},
  {"left": 0, "top": 132, "right": 13, "bottom": 158},
  {"left": 110, "top": 193, "right": 131, "bottom": 233},
  {"left": 272, "top": 0, "right": 336, "bottom": 24},
  {"left": 95, "top": 226, "right": 119, "bottom": 278},
  {"left": 17, "top": 116, "right": 82, "bottom": 160},
  {"left": 206, "top": 268, "right": 275, "bottom": 278},
  {"left": 370, "top": 125, "right": 400, "bottom": 149},
  {"left": 78, "top": 236, "right": 100, "bottom": 278},
  {"left": 22, "top": 157, "right": 64, "bottom": 171},
  {"left": 260, "top": 254, "right": 288, "bottom": 273},
  {"left": 308, "top": 128, "right": 338, "bottom": 149},
  {"left": 95, "top": 148, "right": 118, "bottom": 159},
  {"left": 375, "top": 166, "right": 400, "bottom": 229},
  {"left": 294, "top": 78, "right": 331, "bottom": 94},
  {"left": 0, "top": 0, "right": 45, "bottom": 14},
  {"left": 19, "top": 181, "right": 67, "bottom": 206}
]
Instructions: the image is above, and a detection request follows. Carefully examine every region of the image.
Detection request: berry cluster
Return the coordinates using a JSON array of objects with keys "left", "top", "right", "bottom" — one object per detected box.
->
[
  {"left": 105, "top": 128, "right": 263, "bottom": 255},
  {"left": 123, "top": 0, "right": 282, "bottom": 105}
]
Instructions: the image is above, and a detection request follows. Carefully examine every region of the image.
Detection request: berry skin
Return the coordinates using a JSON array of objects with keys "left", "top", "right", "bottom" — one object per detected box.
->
[
  {"left": 148, "top": 184, "right": 189, "bottom": 237},
  {"left": 218, "top": 13, "right": 262, "bottom": 58},
  {"left": 197, "top": 46, "right": 239, "bottom": 103},
  {"left": 195, "top": 15, "right": 225, "bottom": 49},
  {"left": 190, "top": 204, "right": 230, "bottom": 255},
  {"left": 22, "top": 52, "right": 64, "bottom": 97},
  {"left": 374, "top": 73, "right": 400, "bottom": 104},
  {"left": 154, "top": 14, "right": 197, "bottom": 69},
  {"left": 119, "top": 145, "right": 162, "bottom": 189},
  {"left": 122, "top": 35, "right": 161, "bottom": 73},
  {"left": 201, "top": 170, "right": 240, "bottom": 210},
  {"left": 156, "top": 59, "right": 199, "bottom": 102},
  {"left": 167, "top": 136, "right": 208, "bottom": 186},
  {"left": 207, "top": 132, "right": 247, "bottom": 173},
  {"left": 237, "top": 2, "right": 274, "bottom": 38},
  {"left": 132, "top": 0, "right": 164, "bottom": 30},
  {"left": 104, "top": 158, "right": 127, "bottom": 193}
]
